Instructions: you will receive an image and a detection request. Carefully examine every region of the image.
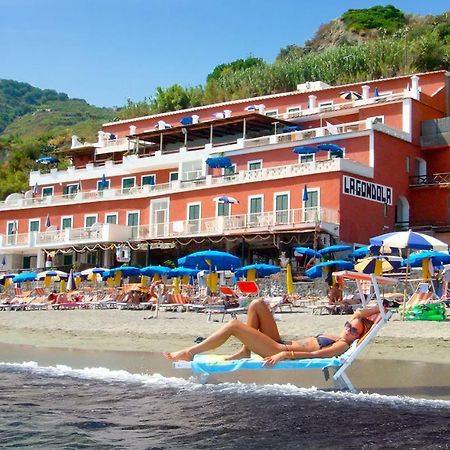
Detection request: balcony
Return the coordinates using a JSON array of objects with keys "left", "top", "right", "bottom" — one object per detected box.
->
[
  {"left": 0, "top": 207, "right": 338, "bottom": 251},
  {"left": 409, "top": 172, "right": 450, "bottom": 187}
]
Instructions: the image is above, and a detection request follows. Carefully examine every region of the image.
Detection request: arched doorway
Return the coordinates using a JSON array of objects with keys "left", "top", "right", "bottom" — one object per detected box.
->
[
  {"left": 414, "top": 157, "right": 427, "bottom": 183},
  {"left": 395, "top": 196, "right": 409, "bottom": 230}
]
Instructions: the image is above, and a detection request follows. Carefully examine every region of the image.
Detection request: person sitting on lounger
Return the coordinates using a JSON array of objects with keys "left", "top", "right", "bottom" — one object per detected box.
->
[{"left": 164, "top": 298, "right": 378, "bottom": 365}]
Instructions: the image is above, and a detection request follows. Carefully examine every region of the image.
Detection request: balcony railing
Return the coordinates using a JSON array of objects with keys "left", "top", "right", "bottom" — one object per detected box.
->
[
  {"left": 409, "top": 172, "right": 450, "bottom": 187},
  {"left": 0, "top": 207, "right": 338, "bottom": 250}
]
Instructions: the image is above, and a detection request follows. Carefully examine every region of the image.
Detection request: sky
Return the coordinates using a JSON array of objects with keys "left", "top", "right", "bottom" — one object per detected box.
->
[{"left": 0, "top": 0, "right": 448, "bottom": 107}]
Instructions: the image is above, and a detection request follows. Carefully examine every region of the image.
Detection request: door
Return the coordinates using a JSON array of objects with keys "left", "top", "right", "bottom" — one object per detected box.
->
[
  {"left": 303, "top": 190, "right": 319, "bottom": 222},
  {"left": 188, "top": 204, "right": 200, "bottom": 234},
  {"left": 127, "top": 212, "right": 139, "bottom": 239},
  {"left": 151, "top": 199, "right": 169, "bottom": 237},
  {"left": 249, "top": 196, "right": 262, "bottom": 225}
]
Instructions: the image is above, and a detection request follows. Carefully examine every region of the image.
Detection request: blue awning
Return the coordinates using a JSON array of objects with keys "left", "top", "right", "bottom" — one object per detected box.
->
[{"left": 206, "top": 157, "right": 232, "bottom": 168}]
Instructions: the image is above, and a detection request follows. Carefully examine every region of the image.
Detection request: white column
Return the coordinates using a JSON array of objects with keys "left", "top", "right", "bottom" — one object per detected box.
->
[
  {"left": 308, "top": 95, "right": 317, "bottom": 109},
  {"left": 410, "top": 75, "right": 420, "bottom": 99},
  {"left": 129, "top": 125, "right": 137, "bottom": 135},
  {"left": 103, "top": 249, "right": 110, "bottom": 268},
  {"left": 36, "top": 250, "right": 45, "bottom": 270},
  {"left": 361, "top": 85, "right": 370, "bottom": 100}
]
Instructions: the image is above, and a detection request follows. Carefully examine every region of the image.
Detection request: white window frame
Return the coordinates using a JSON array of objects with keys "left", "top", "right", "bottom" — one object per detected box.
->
[
  {"left": 273, "top": 191, "right": 290, "bottom": 224},
  {"left": 97, "top": 179, "right": 110, "bottom": 191},
  {"left": 126, "top": 210, "right": 140, "bottom": 227},
  {"left": 61, "top": 215, "right": 73, "bottom": 230},
  {"left": 84, "top": 214, "right": 98, "bottom": 228},
  {"left": 42, "top": 186, "right": 53, "bottom": 197},
  {"left": 105, "top": 212, "right": 118, "bottom": 224},
  {"left": 6, "top": 220, "right": 17, "bottom": 235},
  {"left": 248, "top": 159, "right": 263, "bottom": 171},
  {"left": 265, "top": 109, "right": 278, "bottom": 117},
  {"left": 187, "top": 202, "right": 201, "bottom": 233},
  {"left": 299, "top": 153, "right": 315, "bottom": 164},
  {"left": 222, "top": 164, "right": 237, "bottom": 176},
  {"left": 141, "top": 174, "right": 156, "bottom": 186},
  {"left": 121, "top": 176, "right": 136, "bottom": 191},
  {"left": 169, "top": 171, "right": 179, "bottom": 182},
  {"left": 248, "top": 194, "right": 264, "bottom": 225},
  {"left": 216, "top": 201, "right": 231, "bottom": 218},
  {"left": 286, "top": 106, "right": 301, "bottom": 118},
  {"left": 319, "top": 100, "right": 334, "bottom": 108},
  {"left": 29, "top": 218, "right": 40, "bottom": 232},
  {"left": 63, "top": 183, "right": 78, "bottom": 197}
]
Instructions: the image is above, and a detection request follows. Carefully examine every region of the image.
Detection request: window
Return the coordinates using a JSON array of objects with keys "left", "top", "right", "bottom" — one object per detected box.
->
[
  {"left": 97, "top": 179, "right": 110, "bottom": 191},
  {"left": 181, "top": 160, "right": 202, "bottom": 181},
  {"left": 265, "top": 109, "right": 278, "bottom": 117},
  {"left": 274, "top": 193, "right": 289, "bottom": 224},
  {"left": 303, "top": 190, "right": 319, "bottom": 222},
  {"left": 187, "top": 203, "right": 201, "bottom": 233},
  {"left": 105, "top": 213, "right": 118, "bottom": 224},
  {"left": 319, "top": 101, "right": 334, "bottom": 108},
  {"left": 127, "top": 212, "right": 139, "bottom": 239},
  {"left": 217, "top": 202, "right": 230, "bottom": 217},
  {"left": 85, "top": 215, "right": 97, "bottom": 228},
  {"left": 169, "top": 172, "right": 179, "bottom": 182},
  {"left": 248, "top": 160, "right": 262, "bottom": 171},
  {"left": 63, "top": 184, "right": 78, "bottom": 197},
  {"left": 29, "top": 219, "right": 40, "bottom": 232},
  {"left": 42, "top": 187, "right": 53, "bottom": 197},
  {"left": 142, "top": 175, "right": 155, "bottom": 186},
  {"left": 370, "top": 115, "right": 384, "bottom": 124},
  {"left": 286, "top": 106, "right": 301, "bottom": 118},
  {"left": 249, "top": 196, "right": 263, "bottom": 225},
  {"left": 300, "top": 154, "right": 314, "bottom": 164},
  {"left": 223, "top": 164, "right": 236, "bottom": 177},
  {"left": 122, "top": 177, "right": 135, "bottom": 192},
  {"left": 61, "top": 217, "right": 73, "bottom": 229},
  {"left": 63, "top": 254, "right": 73, "bottom": 266},
  {"left": 406, "top": 156, "right": 410, "bottom": 173},
  {"left": 7, "top": 221, "right": 17, "bottom": 245}
]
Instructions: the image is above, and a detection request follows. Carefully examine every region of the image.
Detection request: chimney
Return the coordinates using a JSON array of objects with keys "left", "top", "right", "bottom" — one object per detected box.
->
[
  {"left": 361, "top": 85, "right": 370, "bottom": 100},
  {"left": 129, "top": 125, "right": 137, "bottom": 135}
]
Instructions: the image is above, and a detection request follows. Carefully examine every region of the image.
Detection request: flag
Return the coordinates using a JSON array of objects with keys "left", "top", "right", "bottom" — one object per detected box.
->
[
  {"left": 1, "top": 256, "right": 6, "bottom": 266},
  {"left": 45, "top": 214, "right": 51, "bottom": 228}
]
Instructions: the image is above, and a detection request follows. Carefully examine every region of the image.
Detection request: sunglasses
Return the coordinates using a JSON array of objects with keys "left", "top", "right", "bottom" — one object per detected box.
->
[{"left": 344, "top": 321, "right": 360, "bottom": 337}]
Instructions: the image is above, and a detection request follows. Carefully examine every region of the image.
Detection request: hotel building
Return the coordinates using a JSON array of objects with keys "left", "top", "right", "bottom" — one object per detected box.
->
[{"left": 1, "top": 70, "right": 449, "bottom": 271}]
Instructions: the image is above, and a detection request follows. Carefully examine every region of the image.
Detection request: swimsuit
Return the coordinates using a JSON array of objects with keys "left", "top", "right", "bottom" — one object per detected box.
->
[{"left": 315, "top": 335, "right": 337, "bottom": 349}]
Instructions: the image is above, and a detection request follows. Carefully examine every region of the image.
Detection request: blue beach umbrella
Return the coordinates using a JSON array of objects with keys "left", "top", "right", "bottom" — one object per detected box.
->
[
  {"left": 349, "top": 246, "right": 370, "bottom": 259},
  {"left": 282, "top": 125, "right": 304, "bottom": 133},
  {"left": 234, "top": 263, "right": 281, "bottom": 279},
  {"left": 140, "top": 265, "right": 171, "bottom": 277},
  {"left": 180, "top": 250, "right": 241, "bottom": 271},
  {"left": 305, "top": 260, "right": 353, "bottom": 279},
  {"left": 206, "top": 157, "right": 232, "bottom": 169},
  {"left": 318, "top": 244, "right": 352, "bottom": 256},
  {"left": 12, "top": 272, "right": 38, "bottom": 283},
  {"left": 293, "top": 247, "right": 321, "bottom": 258},
  {"left": 167, "top": 267, "right": 200, "bottom": 278},
  {"left": 402, "top": 251, "right": 450, "bottom": 268},
  {"left": 292, "top": 146, "right": 320, "bottom": 155},
  {"left": 302, "top": 185, "right": 309, "bottom": 202},
  {"left": 215, "top": 196, "right": 239, "bottom": 204},
  {"left": 109, "top": 266, "right": 141, "bottom": 277},
  {"left": 100, "top": 174, "right": 108, "bottom": 189}
]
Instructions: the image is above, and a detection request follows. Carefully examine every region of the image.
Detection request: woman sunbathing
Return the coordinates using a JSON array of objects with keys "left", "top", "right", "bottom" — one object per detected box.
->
[{"left": 164, "top": 298, "right": 378, "bottom": 365}]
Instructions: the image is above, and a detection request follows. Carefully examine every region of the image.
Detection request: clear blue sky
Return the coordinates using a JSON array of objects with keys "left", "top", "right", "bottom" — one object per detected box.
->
[{"left": 1, "top": 0, "right": 448, "bottom": 107}]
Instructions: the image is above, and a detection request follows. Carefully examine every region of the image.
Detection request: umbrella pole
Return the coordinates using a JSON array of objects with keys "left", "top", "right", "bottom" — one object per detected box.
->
[{"left": 402, "top": 248, "right": 410, "bottom": 321}]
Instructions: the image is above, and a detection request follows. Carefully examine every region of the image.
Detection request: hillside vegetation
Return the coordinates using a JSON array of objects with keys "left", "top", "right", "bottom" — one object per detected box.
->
[{"left": 1, "top": 5, "right": 449, "bottom": 199}]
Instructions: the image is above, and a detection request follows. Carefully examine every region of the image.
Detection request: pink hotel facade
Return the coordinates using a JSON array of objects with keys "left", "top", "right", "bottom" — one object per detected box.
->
[{"left": 0, "top": 70, "right": 449, "bottom": 271}]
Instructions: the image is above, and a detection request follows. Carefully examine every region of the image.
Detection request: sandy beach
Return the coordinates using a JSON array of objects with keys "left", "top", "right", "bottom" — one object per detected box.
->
[{"left": 0, "top": 308, "right": 448, "bottom": 364}]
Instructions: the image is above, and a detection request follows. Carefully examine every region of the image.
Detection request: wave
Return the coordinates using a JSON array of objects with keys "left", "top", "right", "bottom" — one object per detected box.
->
[{"left": 1, "top": 360, "right": 450, "bottom": 410}]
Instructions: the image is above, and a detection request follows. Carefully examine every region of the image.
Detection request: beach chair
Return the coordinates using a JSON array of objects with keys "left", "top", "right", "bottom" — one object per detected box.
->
[
  {"left": 173, "top": 271, "right": 397, "bottom": 392},
  {"left": 158, "top": 293, "right": 190, "bottom": 312}
]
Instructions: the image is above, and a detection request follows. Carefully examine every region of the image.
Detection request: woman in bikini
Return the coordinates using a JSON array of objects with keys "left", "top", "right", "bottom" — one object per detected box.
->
[{"left": 164, "top": 298, "right": 377, "bottom": 365}]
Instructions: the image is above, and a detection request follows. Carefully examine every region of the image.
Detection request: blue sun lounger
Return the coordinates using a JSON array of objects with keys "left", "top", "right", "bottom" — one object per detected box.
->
[{"left": 174, "top": 272, "right": 397, "bottom": 392}]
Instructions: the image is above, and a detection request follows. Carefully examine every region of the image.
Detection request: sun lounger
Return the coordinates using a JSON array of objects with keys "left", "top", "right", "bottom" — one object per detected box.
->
[{"left": 174, "top": 271, "right": 397, "bottom": 392}]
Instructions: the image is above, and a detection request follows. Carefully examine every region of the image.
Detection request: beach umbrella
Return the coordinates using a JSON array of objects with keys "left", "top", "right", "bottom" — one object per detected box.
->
[
  {"left": 214, "top": 196, "right": 239, "bottom": 204},
  {"left": 206, "top": 157, "right": 232, "bottom": 169},
  {"left": 180, "top": 116, "right": 193, "bottom": 125},
  {"left": 1, "top": 255, "right": 6, "bottom": 267},
  {"left": 292, "top": 146, "right": 320, "bottom": 155},
  {"left": 80, "top": 267, "right": 108, "bottom": 276},
  {"left": 370, "top": 230, "right": 448, "bottom": 252},
  {"left": 109, "top": 266, "right": 141, "bottom": 277},
  {"left": 293, "top": 247, "right": 321, "bottom": 258},
  {"left": 12, "top": 272, "right": 37, "bottom": 283},
  {"left": 402, "top": 251, "right": 450, "bottom": 268},
  {"left": 349, "top": 246, "right": 370, "bottom": 258},
  {"left": 234, "top": 263, "right": 281, "bottom": 279},
  {"left": 282, "top": 125, "right": 304, "bottom": 133},
  {"left": 33, "top": 182, "right": 39, "bottom": 194},
  {"left": 302, "top": 184, "right": 309, "bottom": 202},
  {"left": 45, "top": 214, "right": 51, "bottom": 228},
  {"left": 318, "top": 244, "right": 352, "bottom": 256},
  {"left": 140, "top": 265, "right": 171, "bottom": 277},
  {"left": 354, "top": 256, "right": 401, "bottom": 275},
  {"left": 36, "top": 156, "right": 59, "bottom": 165},
  {"left": 340, "top": 91, "right": 362, "bottom": 101},
  {"left": 167, "top": 267, "right": 199, "bottom": 278},
  {"left": 317, "top": 143, "right": 344, "bottom": 157},
  {"left": 180, "top": 250, "right": 241, "bottom": 271},
  {"left": 37, "top": 270, "right": 68, "bottom": 280},
  {"left": 305, "top": 260, "right": 353, "bottom": 279},
  {"left": 66, "top": 269, "right": 76, "bottom": 291}
]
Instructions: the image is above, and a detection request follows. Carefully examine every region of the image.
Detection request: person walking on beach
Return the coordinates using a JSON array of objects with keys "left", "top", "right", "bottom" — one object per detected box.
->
[{"left": 164, "top": 299, "right": 378, "bottom": 365}]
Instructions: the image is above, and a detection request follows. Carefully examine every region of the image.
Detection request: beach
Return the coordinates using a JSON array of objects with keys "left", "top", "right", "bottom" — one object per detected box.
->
[{"left": 0, "top": 308, "right": 448, "bottom": 364}]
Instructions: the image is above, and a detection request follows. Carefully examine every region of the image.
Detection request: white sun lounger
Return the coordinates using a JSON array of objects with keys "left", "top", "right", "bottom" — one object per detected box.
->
[{"left": 173, "top": 271, "right": 397, "bottom": 392}]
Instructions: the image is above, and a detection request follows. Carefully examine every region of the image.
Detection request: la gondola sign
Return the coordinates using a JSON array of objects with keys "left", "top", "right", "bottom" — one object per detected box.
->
[{"left": 343, "top": 176, "right": 392, "bottom": 205}]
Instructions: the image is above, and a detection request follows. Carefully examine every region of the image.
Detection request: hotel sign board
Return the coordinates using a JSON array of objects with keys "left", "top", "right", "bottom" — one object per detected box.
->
[{"left": 343, "top": 176, "right": 392, "bottom": 205}]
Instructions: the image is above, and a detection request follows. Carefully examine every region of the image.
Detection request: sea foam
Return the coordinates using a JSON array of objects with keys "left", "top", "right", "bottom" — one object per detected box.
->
[{"left": 1, "top": 360, "right": 449, "bottom": 410}]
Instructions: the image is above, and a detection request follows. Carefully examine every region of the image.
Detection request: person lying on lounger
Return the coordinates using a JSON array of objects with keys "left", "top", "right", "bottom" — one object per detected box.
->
[{"left": 164, "top": 298, "right": 379, "bottom": 365}]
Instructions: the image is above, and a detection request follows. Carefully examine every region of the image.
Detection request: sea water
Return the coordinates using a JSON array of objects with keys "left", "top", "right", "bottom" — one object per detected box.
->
[{"left": 0, "top": 347, "right": 449, "bottom": 449}]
